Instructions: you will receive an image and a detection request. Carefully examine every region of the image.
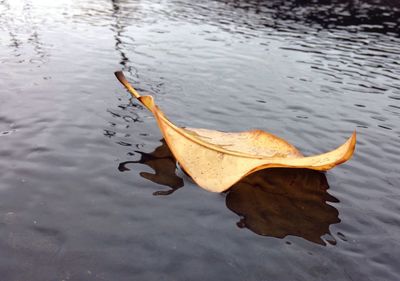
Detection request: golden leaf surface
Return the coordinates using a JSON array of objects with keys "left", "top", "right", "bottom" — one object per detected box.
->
[{"left": 115, "top": 71, "right": 356, "bottom": 192}]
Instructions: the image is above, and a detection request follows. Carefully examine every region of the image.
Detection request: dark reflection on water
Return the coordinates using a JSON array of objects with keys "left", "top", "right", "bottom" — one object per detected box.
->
[
  {"left": 227, "top": 169, "right": 339, "bottom": 246},
  {"left": 125, "top": 140, "right": 340, "bottom": 245},
  {"left": 111, "top": 0, "right": 137, "bottom": 78},
  {"left": 216, "top": 0, "right": 400, "bottom": 35},
  {"left": 119, "top": 140, "right": 184, "bottom": 196}
]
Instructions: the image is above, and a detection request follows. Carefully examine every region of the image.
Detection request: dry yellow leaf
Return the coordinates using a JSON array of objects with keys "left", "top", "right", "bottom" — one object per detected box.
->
[{"left": 115, "top": 71, "right": 356, "bottom": 192}]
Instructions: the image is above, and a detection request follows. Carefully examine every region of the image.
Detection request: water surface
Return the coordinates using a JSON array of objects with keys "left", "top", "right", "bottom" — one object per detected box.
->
[{"left": 0, "top": 0, "right": 399, "bottom": 280}]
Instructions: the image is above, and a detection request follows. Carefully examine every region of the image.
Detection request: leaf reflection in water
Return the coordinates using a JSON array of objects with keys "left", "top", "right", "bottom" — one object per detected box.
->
[
  {"left": 120, "top": 140, "right": 340, "bottom": 245},
  {"left": 118, "top": 140, "right": 184, "bottom": 195},
  {"left": 226, "top": 168, "right": 340, "bottom": 245}
]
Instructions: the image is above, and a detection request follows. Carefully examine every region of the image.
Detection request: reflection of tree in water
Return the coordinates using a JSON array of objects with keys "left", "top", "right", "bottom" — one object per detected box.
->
[
  {"left": 167, "top": 0, "right": 400, "bottom": 35},
  {"left": 0, "top": 0, "right": 48, "bottom": 63},
  {"left": 227, "top": 0, "right": 400, "bottom": 33},
  {"left": 125, "top": 140, "right": 340, "bottom": 245},
  {"left": 110, "top": 0, "right": 138, "bottom": 78},
  {"left": 107, "top": 0, "right": 145, "bottom": 147}
]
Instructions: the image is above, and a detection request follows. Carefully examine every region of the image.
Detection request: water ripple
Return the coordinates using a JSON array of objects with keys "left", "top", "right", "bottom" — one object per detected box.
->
[{"left": 1, "top": 0, "right": 400, "bottom": 280}]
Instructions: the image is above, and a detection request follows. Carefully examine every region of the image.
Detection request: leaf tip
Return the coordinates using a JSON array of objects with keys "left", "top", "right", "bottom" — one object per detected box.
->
[
  {"left": 114, "top": 70, "right": 141, "bottom": 99},
  {"left": 337, "top": 130, "right": 357, "bottom": 166},
  {"left": 114, "top": 70, "right": 126, "bottom": 84}
]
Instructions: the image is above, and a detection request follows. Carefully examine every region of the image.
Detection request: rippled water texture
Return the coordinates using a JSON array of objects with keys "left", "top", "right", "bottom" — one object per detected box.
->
[{"left": 1, "top": 0, "right": 400, "bottom": 280}]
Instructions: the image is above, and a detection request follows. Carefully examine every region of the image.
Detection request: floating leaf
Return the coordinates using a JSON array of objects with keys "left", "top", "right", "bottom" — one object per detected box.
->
[
  {"left": 122, "top": 140, "right": 339, "bottom": 244},
  {"left": 115, "top": 71, "right": 356, "bottom": 192}
]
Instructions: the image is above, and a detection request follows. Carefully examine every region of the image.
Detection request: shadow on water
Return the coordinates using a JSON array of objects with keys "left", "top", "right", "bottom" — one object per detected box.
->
[{"left": 120, "top": 140, "right": 340, "bottom": 245}]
